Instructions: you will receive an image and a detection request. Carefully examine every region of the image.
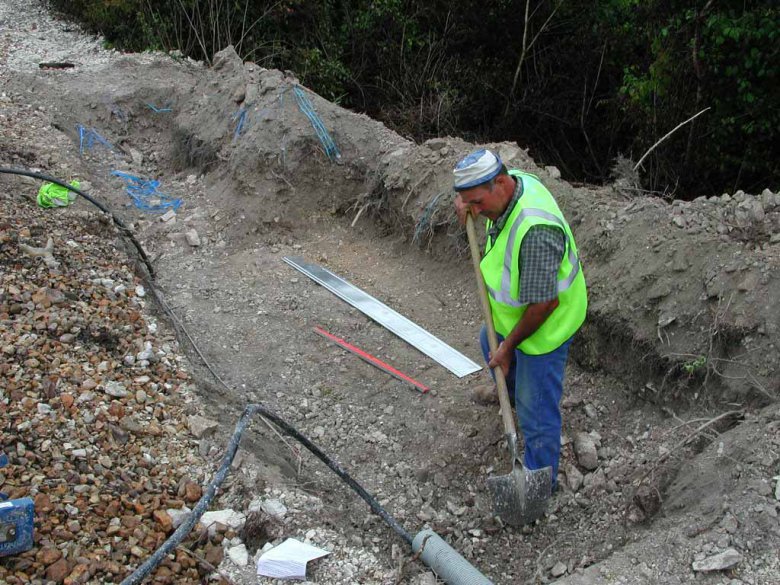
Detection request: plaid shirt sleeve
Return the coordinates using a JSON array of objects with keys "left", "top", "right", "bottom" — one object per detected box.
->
[{"left": 518, "top": 225, "right": 566, "bottom": 304}]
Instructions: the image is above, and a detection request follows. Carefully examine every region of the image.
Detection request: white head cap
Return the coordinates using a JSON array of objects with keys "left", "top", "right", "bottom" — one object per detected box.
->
[{"left": 453, "top": 149, "right": 503, "bottom": 191}]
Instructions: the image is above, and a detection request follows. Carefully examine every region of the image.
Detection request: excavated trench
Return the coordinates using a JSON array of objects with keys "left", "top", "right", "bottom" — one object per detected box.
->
[{"left": 3, "top": 11, "right": 779, "bottom": 582}]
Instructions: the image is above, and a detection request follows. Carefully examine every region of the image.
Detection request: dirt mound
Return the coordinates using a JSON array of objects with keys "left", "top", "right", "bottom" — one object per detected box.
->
[
  {"left": 558, "top": 402, "right": 780, "bottom": 584},
  {"left": 169, "top": 47, "right": 779, "bottom": 406}
]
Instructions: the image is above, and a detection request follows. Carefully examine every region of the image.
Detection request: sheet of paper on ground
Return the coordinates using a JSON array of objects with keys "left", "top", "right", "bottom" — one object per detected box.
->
[{"left": 257, "top": 538, "right": 331, "bottom": 580}]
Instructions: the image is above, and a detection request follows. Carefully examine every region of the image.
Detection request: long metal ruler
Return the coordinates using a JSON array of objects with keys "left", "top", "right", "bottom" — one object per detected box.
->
[{"left": 284, "top": 257, "right": 482, "bottom": 378}]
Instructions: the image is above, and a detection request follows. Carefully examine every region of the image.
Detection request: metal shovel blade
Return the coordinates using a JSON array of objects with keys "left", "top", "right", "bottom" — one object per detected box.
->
[{"left": 487, "top": 464, "right": 553, "bottom": 526}]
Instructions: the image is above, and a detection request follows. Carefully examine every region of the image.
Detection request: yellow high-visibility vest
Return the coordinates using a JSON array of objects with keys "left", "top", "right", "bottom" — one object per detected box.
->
[{"left": 481, "top": 170, "right": 587, "bottom": 354}]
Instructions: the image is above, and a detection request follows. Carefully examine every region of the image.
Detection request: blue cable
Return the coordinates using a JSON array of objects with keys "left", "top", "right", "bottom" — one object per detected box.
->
[
  {"left": 112, "top": 170, "right": 182, "bottom": 213},
  {"left": 232, "top": 106, "right": 249, "bottom": 141},
  {"left": 413, "top": 191, "right": 446, "bottom": 244},
  {"left": 146, "top": 102, "right": 173, "bottom": 113},
  {"left": 76, "top": 125, "right": 116, "bottom": 156},
  {"left": 292, "top": 85, "right": 341, "bottom": 162}
]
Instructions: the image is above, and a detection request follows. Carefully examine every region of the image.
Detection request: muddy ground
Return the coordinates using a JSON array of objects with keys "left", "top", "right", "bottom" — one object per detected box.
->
[{"left": 1, "top": 1, "right": 778, "bottom": 584}]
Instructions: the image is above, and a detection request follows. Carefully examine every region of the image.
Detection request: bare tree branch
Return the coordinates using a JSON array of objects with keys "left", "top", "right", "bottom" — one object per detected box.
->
[
  {"left": 506, "top": 0, "right": 563, "bottom": 116},
  {"left": 634, "top": 107, "right": 711, "bottom": 172}
]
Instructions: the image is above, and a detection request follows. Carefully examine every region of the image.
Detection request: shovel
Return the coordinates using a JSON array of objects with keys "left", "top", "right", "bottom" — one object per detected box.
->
[{"left": 465, "top": 213, "right": 552, "bottom": 526}]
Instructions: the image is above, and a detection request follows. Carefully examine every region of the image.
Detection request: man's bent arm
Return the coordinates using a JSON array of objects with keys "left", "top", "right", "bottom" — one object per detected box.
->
[{"left": 488, "top": 298, "right": 559, "bottom": 374}]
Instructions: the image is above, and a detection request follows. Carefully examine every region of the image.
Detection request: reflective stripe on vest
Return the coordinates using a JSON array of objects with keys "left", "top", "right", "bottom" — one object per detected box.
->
[{"left": 486, "top": 207, "right": 581, "bottom": 308}]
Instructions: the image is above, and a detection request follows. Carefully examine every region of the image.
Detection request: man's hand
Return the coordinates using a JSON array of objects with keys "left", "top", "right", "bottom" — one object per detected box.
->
[
  {"left": 454, "top": 193, "right": 472, "bottom": 225},
  {"left": 488, "top": 300, "right": 559, "bottom": 378},
  {"left": 488, "top": 341, "right": 512, "bottom": 378}
]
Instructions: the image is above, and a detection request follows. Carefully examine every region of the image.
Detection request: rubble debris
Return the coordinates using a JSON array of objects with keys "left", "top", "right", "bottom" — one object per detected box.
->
[
  {"left": 550, "top": 561, "right": 567, "bottom": 577},
  {"left": 185, "top": 228, "right": 201, "bottom": 247},
  {"left": 692, "top": 548, "right": 743, "bottom": 572},
  {"left": 574, "top": 432, "right": 599, "bottom": 470},
  {"left": 18, "top": 237, "right": 58, "bottom": 267},
  {"left": 199, "top": 509, "right": 246, "bottom": 537},
  {"left": 187, "top": 414, "right": 219, "bottom": 438}
]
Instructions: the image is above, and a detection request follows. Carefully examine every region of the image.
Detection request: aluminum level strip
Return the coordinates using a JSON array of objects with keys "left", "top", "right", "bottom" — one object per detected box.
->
[{"left": 284, "top": 257, "right": 482, "bottom": 378}]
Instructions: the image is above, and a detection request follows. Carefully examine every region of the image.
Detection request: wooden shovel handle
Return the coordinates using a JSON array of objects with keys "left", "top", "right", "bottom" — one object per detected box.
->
[{"left": 465, "top": 214, "right": 519, "bottom": 445}]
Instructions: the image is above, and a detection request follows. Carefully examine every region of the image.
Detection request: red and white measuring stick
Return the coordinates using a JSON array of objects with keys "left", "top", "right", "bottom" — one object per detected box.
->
[{"left": 313, "top": 326, "right": 430, "bottom": 394}]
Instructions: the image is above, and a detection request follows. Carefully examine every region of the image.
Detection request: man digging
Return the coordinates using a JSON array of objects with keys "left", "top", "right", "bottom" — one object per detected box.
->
[{"left": 453, "top": 149, "right": 588, "bottom": 508}]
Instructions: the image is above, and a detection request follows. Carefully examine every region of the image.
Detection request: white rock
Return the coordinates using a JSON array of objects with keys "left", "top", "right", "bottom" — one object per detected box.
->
[
  {"left": 167, "top": 506, "right": 192, "bottom": 529},
  {"left": 104, "top": 381, "right": 128, "bottom": 398},
  {"left": 226, "top": 543, "right": 249, "bottom": 567},
  {"left": 444, "top": 500, "right": 466, "bottom": 516},
  {"left": 199, "top": 509, "right": 246, "bottom": 537},
  {"left": 574, "top": 432, "right": 599, "bottom": 470},
  {"left": 411, "top": 572, "right": 437, "bottom": 585},
  {"left": 185, "top": 229, "right": 201, "bottom": 247},
  {"left": 584, "top": 468, "right": 607, "bottom": 492},
  {"left": 136, "top": 341, "right": 154, "bottom": 361},
  {"left": 545, "top": 166, "right": 562, "bottom": 180},
  {"left": 260, "top": 499, "right": 288, "bottom": 520},
  {"left": 135, "top": 284, "right": 146, "bottom": 298},
  {"left": 160, "top": 209, "right": 177, "bottom": 223},
  {"left": 129, "top": 148, "right": 144, "bottom": 166},
  {"left": 551, "top": 561, "right": 568, "bottom": 577},
  {"left": 566, "top": 464, "right": 584, "bottom": 492},
  {"left": 692, "top": 548, "right": 743, "bottom": 572}
]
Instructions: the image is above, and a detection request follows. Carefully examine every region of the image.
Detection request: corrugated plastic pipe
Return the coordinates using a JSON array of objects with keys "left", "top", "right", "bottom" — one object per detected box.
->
[{"left": 413, "top": 529, "right": 493, "bottom": 585}]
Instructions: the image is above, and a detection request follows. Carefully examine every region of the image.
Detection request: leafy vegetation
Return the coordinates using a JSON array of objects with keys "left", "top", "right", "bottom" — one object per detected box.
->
[{"left": 46, "top": 0, "right": 778, "bottom": 198}]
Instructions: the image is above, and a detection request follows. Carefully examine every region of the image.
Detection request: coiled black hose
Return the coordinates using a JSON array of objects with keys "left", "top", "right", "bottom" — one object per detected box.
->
[{"left": 0, "top": 167, "right": 155, "bottom": 277}]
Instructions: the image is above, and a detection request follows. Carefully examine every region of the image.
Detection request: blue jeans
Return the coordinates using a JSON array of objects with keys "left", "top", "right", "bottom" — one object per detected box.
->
[{"left": 480, "top": 325, "right": 572, "bottom": 484}]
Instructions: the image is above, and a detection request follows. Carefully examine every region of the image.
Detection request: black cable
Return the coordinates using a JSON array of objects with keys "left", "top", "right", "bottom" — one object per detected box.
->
[
  {"left": 120, "top": 404, "right": 412, "bottom": 585},
  {"left": 0, "top": 167, "right": 155, "bottom": 277},
  {"left": 252, "top": 403, "right": 413, "bottom": 545},
  {"left": 119, "top": 405, "right": 255, "bottom": 585}
]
